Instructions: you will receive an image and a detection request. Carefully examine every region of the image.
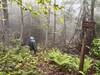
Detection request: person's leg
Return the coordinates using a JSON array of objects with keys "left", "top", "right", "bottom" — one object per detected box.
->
[
  {"left": 30, "top": 47, "right": 34, "bottom": 55},
  {"left": 33, "top": 48, "right": 36, "bottom": 54},
  {"left": 32, "top": 50, "right": 34, "bottom": 55}
]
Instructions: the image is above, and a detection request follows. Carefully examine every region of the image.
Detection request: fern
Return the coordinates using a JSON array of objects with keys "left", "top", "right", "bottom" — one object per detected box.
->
[
  {"left": 47, "top": 48, "right": 93, "bottom": 74},
  {"left": 47, "top": 48, "right": 79, "bottom": 71},
  {"left": 84, "top": 57, "right": 93, "bottom": 73},
  {"left": 95, "top": 61, "right": 100, "bottom": 74},
  {"left": 91, "top": 39, "right": 100, "bottom": 57},
  {"left": 0, "top": 44, "right": 39, "bottom": 75}
]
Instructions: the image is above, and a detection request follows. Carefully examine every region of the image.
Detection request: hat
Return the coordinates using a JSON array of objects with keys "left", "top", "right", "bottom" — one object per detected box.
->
[{"left": 30, "top": 36, "right": 35, "bottom": 40}]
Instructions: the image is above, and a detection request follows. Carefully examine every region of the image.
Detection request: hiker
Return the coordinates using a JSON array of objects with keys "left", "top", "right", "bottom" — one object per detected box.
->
[{"left": 28, "top": 36, "right": 37, "bottom": 54}]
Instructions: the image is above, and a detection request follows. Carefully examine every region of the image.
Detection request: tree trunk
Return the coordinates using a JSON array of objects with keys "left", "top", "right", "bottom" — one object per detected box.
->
[
  {"left": 1, "top": 0, "right": 9, "bottom": 44},
  {"left": 53, "top": 0, "right": 56, "bottom": 46},
  {"left": 91, "top": 0, "right": 96, "bottom": 37},
  {"left": 63, "top": 7, "right": 66, "bottom": 46},
  {"left": 20, "top": 0, "right": 24, "bottom": 43},
  {"left": 80, "top": 0, "right": 96, "bottom": 54},
  {"left": 79, "top": 0, "right": 96, "bottom": 73},
  {"left": 91, "top": 0, "right": 96, "bottom": 21},
  {"left": 20, "top": 8, "right": 24, "bottom": 42},
  {"left": 79, "top": 30, "right": 87, "bottom": 75},
  {"left": 85, "top": 0, "right": 96, "bottom": 54},
  {"left": 45, "top": 2, "right": 51, "bottom": 48}
]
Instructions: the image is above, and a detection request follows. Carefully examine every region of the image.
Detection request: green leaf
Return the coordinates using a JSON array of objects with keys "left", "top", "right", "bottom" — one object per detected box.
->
[{"left": 79, "top": 71, "right": 85, "bottom": 75}]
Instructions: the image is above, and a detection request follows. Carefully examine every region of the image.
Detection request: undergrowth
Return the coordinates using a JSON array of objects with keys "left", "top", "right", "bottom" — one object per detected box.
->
[
  {"left": 0, "top": 40, "right": 99, "bottom": 75},
  {"left": 91, "top": 38, "right": 100, "bottom": 58},
  {"left": 47, "top": 48, "right": 95, "bottom": 75},
  {"left": 0, "top": 42, "right": 39, "bottom": 75}
]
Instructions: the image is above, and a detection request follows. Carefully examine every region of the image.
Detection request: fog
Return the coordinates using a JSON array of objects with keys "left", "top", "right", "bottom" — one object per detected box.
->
[{"left": 0, "top": 0, "right": 99, "bottom": 47}]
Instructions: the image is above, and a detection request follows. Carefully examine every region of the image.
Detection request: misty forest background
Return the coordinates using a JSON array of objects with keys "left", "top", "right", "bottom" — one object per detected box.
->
[
  {"left": 0, "top": 0, "right": 99, "bottom": 47},
  {"left": 0, "top": 0, "right": 100, "bottom": 75}
]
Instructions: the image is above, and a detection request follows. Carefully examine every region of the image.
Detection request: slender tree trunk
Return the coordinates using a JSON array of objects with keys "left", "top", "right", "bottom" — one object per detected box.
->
[
  {"left": 90, "top": 0, "right": 96, "bottom": 37},
  {"left": 79, "top": 0, "right": 96, "bottom": 74},
  {"left": 91, "top": 0, "right": 95, "bottom": 21},
  {"left": 53, "top": 0, "right": 56, "bottom": 46},
  {"left": 20, "top": 0, "right": 24, "bottom": 43},
  {"left": 85, "top": 0, "right": 96, "bottom": 54},
  {"left": 79, "top": 30, "right": 87, "bottom": 75},
  {"left": 1, "top": 0, "right": 9, "bottom": 44},
  {"left": 45, "top": 2, "right": 51, "bottom": 47},
  {"left": 45, "top": 22, "right": 49, "bottom": 47},
  {"left": 63, "top": 7, "right": 66, "bottom": 46},
  {"left": 20, "top": 8, "right": 24, "bottom": 41}
]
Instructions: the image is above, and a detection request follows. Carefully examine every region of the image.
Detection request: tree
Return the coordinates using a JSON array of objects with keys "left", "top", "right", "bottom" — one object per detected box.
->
[
  {"left": 91, "top": 0, "right": 96, "bottom": 21},
  {"left": 45, "top": 2, "right": 51, "bottom": 47},
  {"left": 79, "top": 0, "right": 96, "bottom": 74},
  {"left": 1, "top": 0, "right": 9, "bottom": 44},
  {"left": 90, "top": 0, "right": 96, "bottom": 37},
  {"left": 63, "top": 5, "right": 67, "bottom": 46},
  {"left": 53, "top": 0, "right": 57, "bottom": 46},
  {"left": 20, "top": 0, "right": 24, "bottom": 42},
  {"left": 10, "top": 0, "right": 64, "bottom": 46}
]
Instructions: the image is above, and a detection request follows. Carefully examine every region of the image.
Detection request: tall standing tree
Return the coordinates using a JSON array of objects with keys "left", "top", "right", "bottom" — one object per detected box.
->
[
  {"left": 63, "top": 5, "right": 67, "bottom": 46},
  {"left": 91, "top": 0, "right": 96, "bottom": 21},
  {"left": 14, "top": 0, "right": 24, "bottom": 41},
  {"left": 53, "top": 0, "right": 57, "bottom": 46},
  {"left": 90, "top": 0, "right": 96, "bottom": 38},
  {"left": 20, "top": 0, "right": 24, "bottom": 42},
  {"left": 1, "top": 0, "right": 9, "bottom": 44},
  {"left": 79, "top": 0, "right": 96, "bottom": 74},
  {"left": 45, "top": 2, "right": 51, "bottom": 47}
]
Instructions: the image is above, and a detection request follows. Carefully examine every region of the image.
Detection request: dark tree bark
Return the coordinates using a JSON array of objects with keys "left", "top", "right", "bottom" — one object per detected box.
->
[
  {"left": 79, "top": 0, "right": 96, "bottom": 74},
  {"left": 91, "top": 0, "right": 96, "bottom": 21},
  {"left": 86, "top": 0, "right": 96, "bottom": 53},
  {"left": 79, "top": 30, "right": 87, "bottom": 75},
  {"left": 90, "top": 0, "right": 96, "bottom": 37}
]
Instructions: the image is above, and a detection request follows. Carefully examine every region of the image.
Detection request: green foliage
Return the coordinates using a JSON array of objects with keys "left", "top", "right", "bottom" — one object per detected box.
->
[
  {"left": 36, "top": 0, "right": 51, "bottom": 4},
  {"left": 95, "top": 61, "right": 100, "bottom": 74},
  {"left": 10, "top": 0, "right": 39, "bottom": 16},
  {"left": 58, "top": 17, "right": 64, "bottom": 24},
  {"left": 0, "top": 44, "right": 39, "bottom": 75},
  {"left": 47, "top": 48, "right": 79, "bottom": 70},
  {"left": 84, "top": 56, "right": 93, "bottom": 74},
  {"left": 91, "top": 38, "right": 100, "bottom": 57},
  {"left": 0, "top": 43, "right": 96, "bottom": 75},
  {"left": 40, "top": 6, "right": 49, "bottom": 15},
  {"left": 79, "top": 71, "right": 85, "bottom": 75},
  {"left": 94, "top": 73, "right": 100, "bottom": 75},
  {"left": 47, "top": 48, "right": 93, "bottom": 74},
  {"left": 10, "top": 0, "right": 64, "bottom": 16},
  {"left": 54, "top": 4, "right": 64, "bottom": 11},
  {"left": 10, "top": 38, "right": 21, "bottom": 48},
  {"left": 0, "top": 42, "right": 5, "bottom": 51}
]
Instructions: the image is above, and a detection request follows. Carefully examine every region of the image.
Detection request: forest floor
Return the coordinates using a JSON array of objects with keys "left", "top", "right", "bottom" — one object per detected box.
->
[
  {"left": 36, "top": 52, "right": 77, "bottom": 75},
  {"left": 0, "top": 44, "right": 99, "bottom": 75},
  {"left": 34, "top": 48, "right": 97, "bottom": 75}
]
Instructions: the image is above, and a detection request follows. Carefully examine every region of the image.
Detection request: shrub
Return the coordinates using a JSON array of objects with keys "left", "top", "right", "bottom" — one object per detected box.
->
[
  {"left": 91, "top": 39, "right": 100, "bottom": 57},
  {"left": 95, "top": 61, "right": 100, "bottom": 74},
  {"left": 0, "top": 45, "right": 39, "bottom": 75},
  {"left": 84, "top": 56, "right": 94, "bottom": 74},
  {"left": 47, "top": 48, "right": 93, "bottom": 74},
  {"left": 47, "top": 48, "right": 79, "bottom": 74}
]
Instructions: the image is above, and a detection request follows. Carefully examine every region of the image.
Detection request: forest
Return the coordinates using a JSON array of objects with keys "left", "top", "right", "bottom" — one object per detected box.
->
[{"left": 0, "top": 0, "right": 100, "bottom": 75}]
